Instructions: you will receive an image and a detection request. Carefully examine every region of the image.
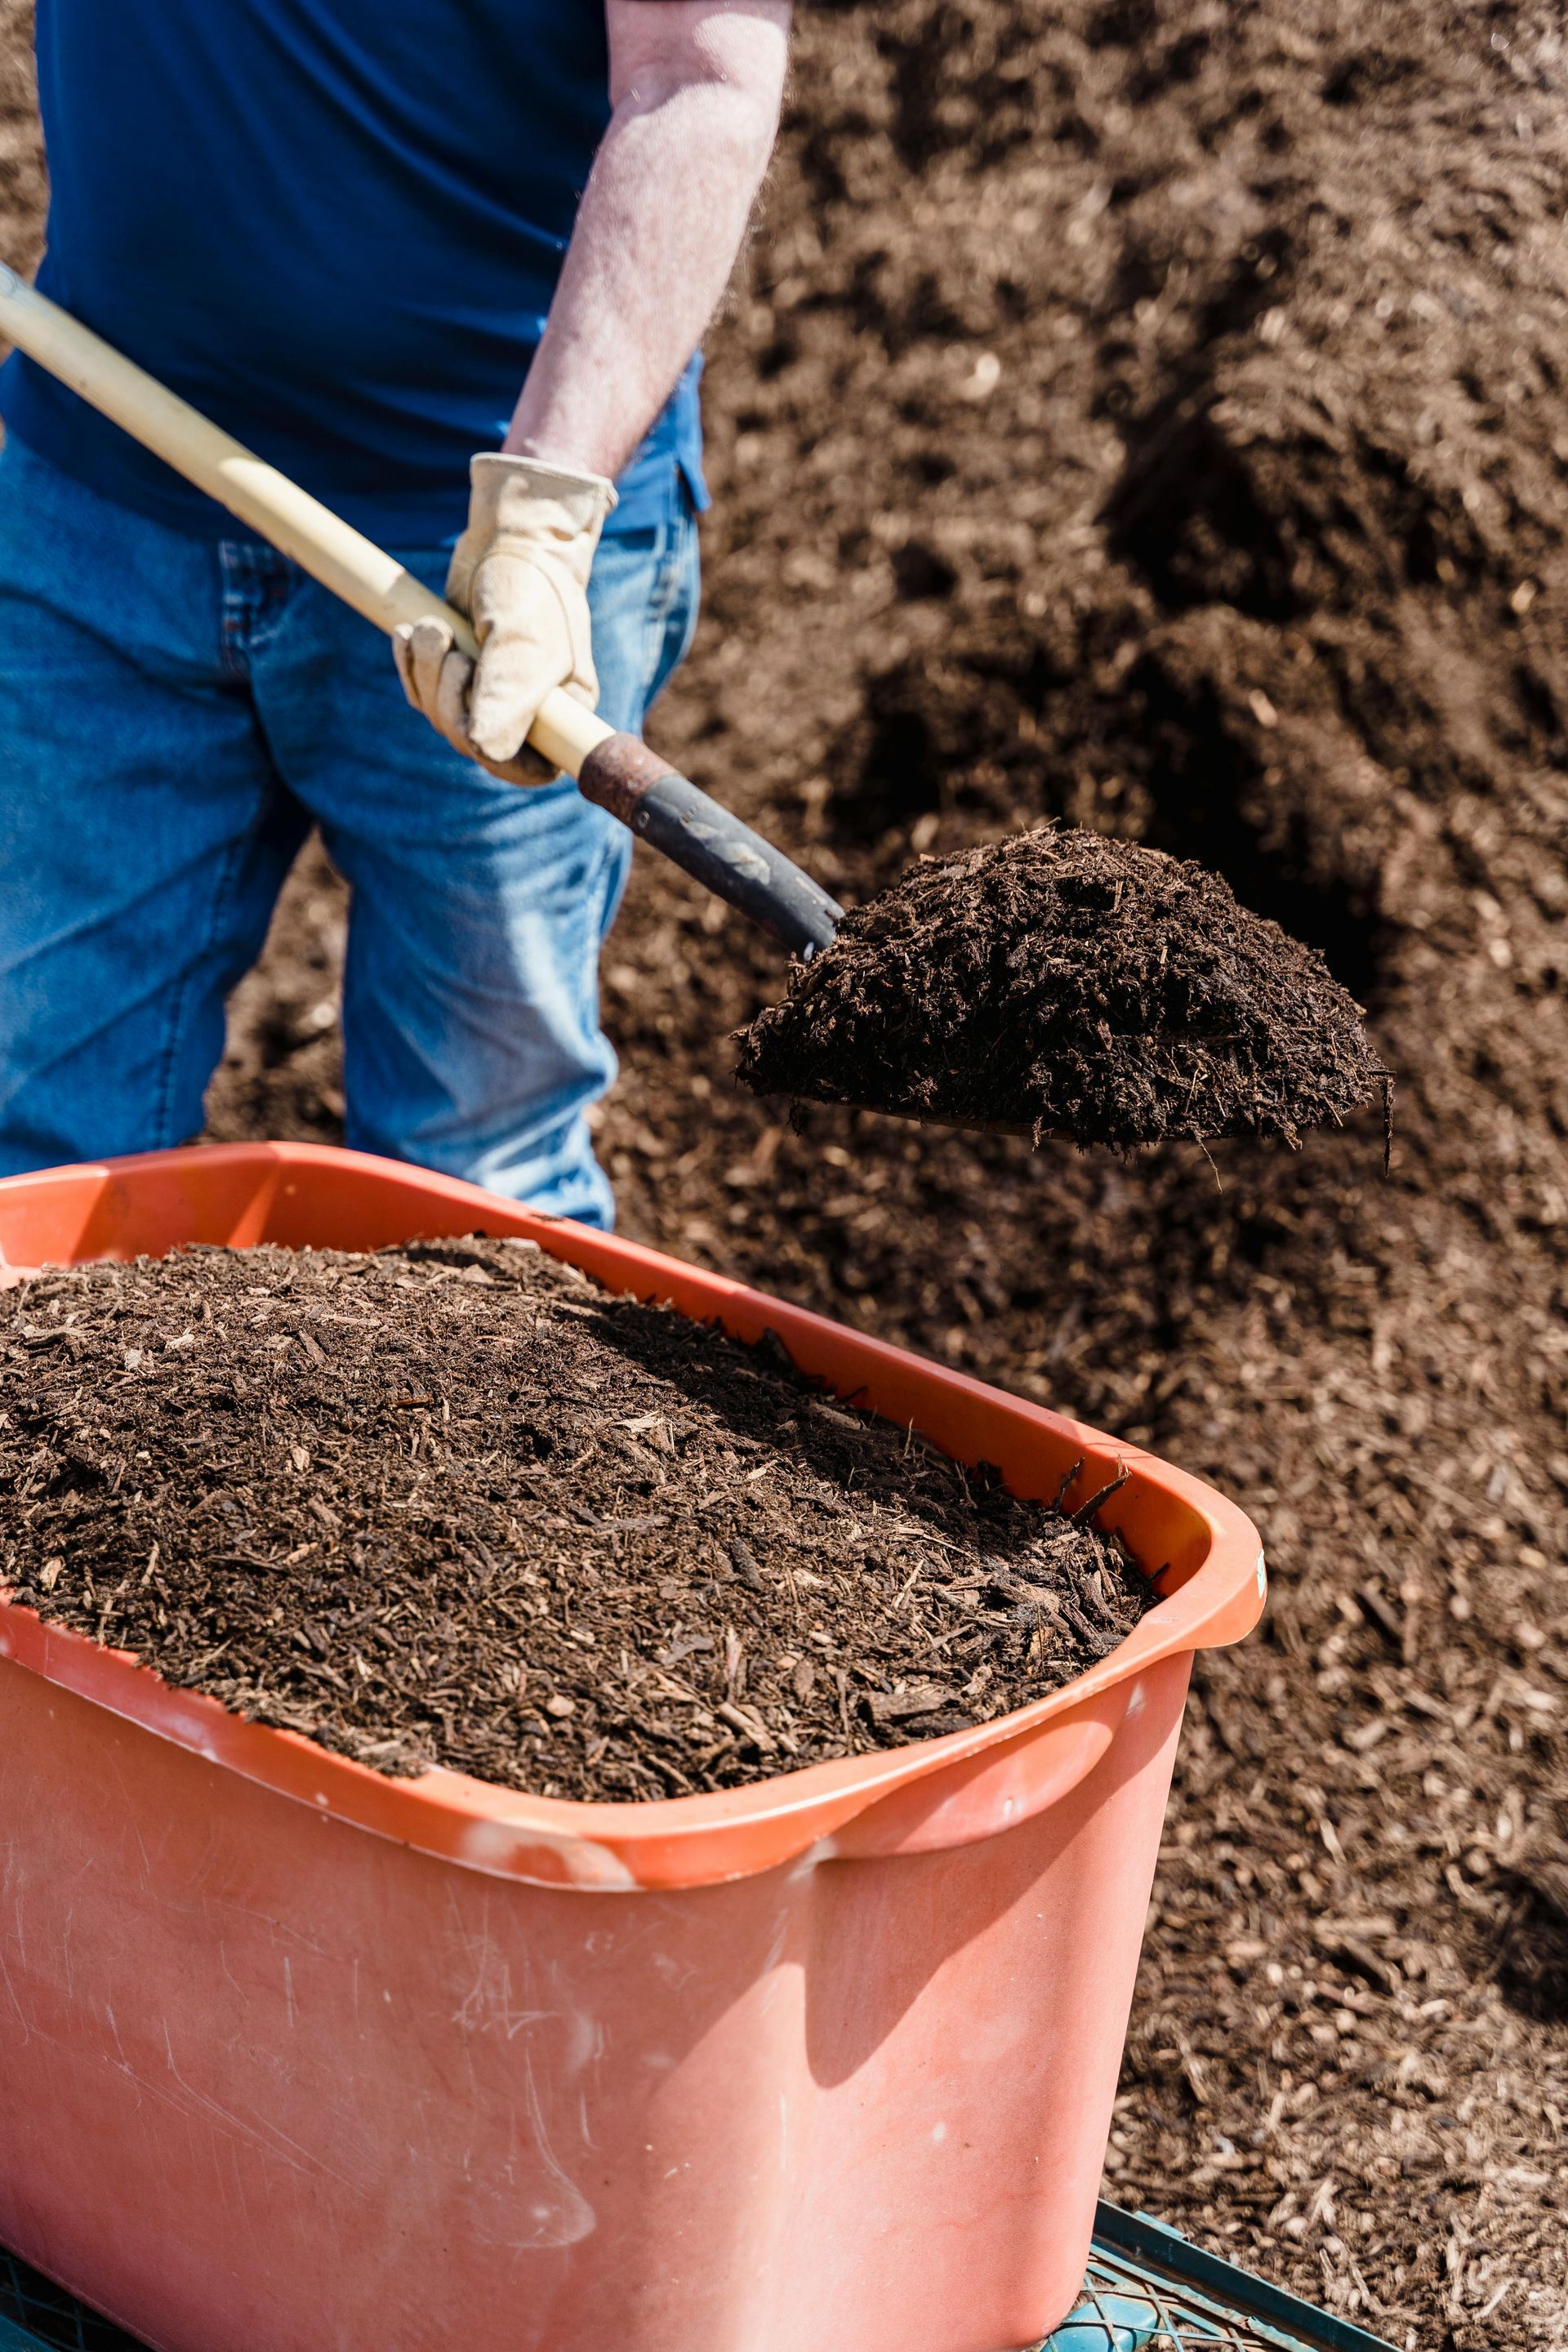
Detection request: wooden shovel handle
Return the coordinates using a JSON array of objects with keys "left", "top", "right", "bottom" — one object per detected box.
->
[{"left": 0, "top": 265, "right": 844, "bottom": 955}]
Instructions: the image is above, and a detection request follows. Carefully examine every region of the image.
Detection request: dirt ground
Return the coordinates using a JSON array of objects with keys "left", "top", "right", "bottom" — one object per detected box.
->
[{"left": 4, "top": 2, "right": 1566, "bottom": 2345}]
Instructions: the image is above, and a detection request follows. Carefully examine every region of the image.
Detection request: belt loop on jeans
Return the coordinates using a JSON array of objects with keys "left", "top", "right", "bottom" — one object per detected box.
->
[{"left": 218, "top": 539, "right": 292, "bottom": 675}]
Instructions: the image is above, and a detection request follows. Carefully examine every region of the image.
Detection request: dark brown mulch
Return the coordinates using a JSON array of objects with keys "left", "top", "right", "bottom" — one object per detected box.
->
[
  {"left": 0, "top": 1241, "right": 1153, "bottom": 1801},
  {"left": 737, "top": 829, "right": 1385, "bottom": 1149},
  {"left": 10, "top": 0, "right": 1568, "bottom": 2338}
]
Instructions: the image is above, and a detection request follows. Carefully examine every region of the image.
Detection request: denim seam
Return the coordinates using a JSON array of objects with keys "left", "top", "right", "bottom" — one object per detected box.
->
[
  {"left": 148, "top": 799, "right": 265, "bottom": 1147},
  {"left": 648, "top": 520, "right": 700, "bottom": 710},
  {"left": 243, "top": 566, "right": 303, "bottom": 657},
  {"left": 670, "top": 523, "right": 702, "bottom": 675},
  {"left": 218, "top": 542, "right": 247, "bottom": 683},
  {"left": 638, "top": 519, "right": 688, "bottom": 713},
  {"left": 219, "top": 544, "right": 296, "bottom": 676}
]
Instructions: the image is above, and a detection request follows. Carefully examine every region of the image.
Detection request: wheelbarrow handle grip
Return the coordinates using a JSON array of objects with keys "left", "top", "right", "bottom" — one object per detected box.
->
[{"left": 0, "top": 265, "right": 843, "bottom": 957}]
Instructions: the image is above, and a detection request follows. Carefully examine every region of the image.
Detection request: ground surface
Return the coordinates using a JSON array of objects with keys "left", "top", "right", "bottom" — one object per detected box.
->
[
  {"left": 3, "top": 1, "right": 1566, "bottom": 2344},
  {"left": 0, "top": 1240, "right": 1146, "bottom": 1797}
]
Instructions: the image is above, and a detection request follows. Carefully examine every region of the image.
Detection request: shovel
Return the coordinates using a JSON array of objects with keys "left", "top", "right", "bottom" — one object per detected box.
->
[
  {"left": 0, "top": 265, "right": 844, "bottom": 961},
  {"left": 0, "top": 277, "right": 1381, "bottom": 1156}
]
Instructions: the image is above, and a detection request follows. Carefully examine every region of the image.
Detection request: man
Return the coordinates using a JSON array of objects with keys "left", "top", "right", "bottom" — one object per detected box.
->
[{"left": 0, "top": 0, "right": 791, "bottom": 1226}]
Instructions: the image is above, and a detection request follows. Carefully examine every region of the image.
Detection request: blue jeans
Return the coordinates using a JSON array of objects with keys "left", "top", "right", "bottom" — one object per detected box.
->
[{"left": 0, "top": 437, "right": 700, "bottom": 1227}]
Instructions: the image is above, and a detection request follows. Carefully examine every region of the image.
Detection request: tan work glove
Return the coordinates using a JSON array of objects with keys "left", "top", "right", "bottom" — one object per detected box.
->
[{"left": 394, "top": 453, "right": 617, "bottom": 782}]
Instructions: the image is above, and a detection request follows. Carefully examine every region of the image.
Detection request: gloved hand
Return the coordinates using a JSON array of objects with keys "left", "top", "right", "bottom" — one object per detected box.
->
[{"left": 394, "top": 453, "right": 617, "bottom": 782}]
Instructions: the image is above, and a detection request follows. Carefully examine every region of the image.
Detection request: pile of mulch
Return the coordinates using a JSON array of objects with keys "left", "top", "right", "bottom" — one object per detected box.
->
[
  {"left": 737, "top": 829, "right": 1386, "bottom": 1149},
  {"left": 0, "top": 1241, "right": 1154, "bottom": 1801}
]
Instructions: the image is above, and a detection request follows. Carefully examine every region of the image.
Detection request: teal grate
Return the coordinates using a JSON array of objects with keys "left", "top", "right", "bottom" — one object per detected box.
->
[
  {"left": 1, "top": 2203, "right": 1399, "bottom": 2352},
  {"left": 1051, "top": 2203, "right": 1397, "bottom": 2351},
  {"left": 0, "top": 2247, "right": 142, "bottom": 2351}
]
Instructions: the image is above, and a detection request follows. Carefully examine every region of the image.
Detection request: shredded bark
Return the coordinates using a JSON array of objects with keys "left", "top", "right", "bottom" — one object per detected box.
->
[
  {"left": 0, "top": 1241, "right": 1156, "bottom": 1801},
  {"left": 737, "top": 830, "right": 1386, "bottom": 1150}
]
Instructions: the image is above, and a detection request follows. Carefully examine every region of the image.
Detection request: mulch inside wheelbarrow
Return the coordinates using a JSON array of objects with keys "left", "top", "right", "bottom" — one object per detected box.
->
[
  {"left": 737, "top": 830, "right": 1387, "bottom": 1151},
  {"left": 0, "top": 1241, "right": 1156, "bottom": 1800}
]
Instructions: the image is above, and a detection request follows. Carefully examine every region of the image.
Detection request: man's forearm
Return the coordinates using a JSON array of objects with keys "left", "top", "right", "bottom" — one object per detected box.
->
[{"left": 504, "top": 0, "right": 791, "bottom": 480}]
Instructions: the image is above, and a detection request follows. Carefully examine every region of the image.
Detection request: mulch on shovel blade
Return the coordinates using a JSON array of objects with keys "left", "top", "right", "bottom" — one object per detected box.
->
[
  {"left": 0, "top": 1240, "right": 1156, "bottom": 1801},
  {"left": 737, "top": 830, "right": 1386, "bottom": 1151}
]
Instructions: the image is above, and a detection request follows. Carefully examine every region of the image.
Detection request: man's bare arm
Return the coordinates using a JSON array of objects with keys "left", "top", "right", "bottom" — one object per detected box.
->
[
  {"left": 503, "top": 0, "right": 793, "bottom": 477},
  {"left": 396, "top": 3, "right": 789, "bottom": 772}
]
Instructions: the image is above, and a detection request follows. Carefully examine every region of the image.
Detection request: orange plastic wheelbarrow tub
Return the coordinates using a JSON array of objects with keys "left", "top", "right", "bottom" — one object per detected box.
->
[{"left": 0, "top": 1144, "right": 1265, "bottom": 2352}]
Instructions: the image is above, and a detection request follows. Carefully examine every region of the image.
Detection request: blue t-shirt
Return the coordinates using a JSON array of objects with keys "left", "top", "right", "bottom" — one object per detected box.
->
[{"left": 0, "top": 0, "right": 707, "bottom": 543}]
